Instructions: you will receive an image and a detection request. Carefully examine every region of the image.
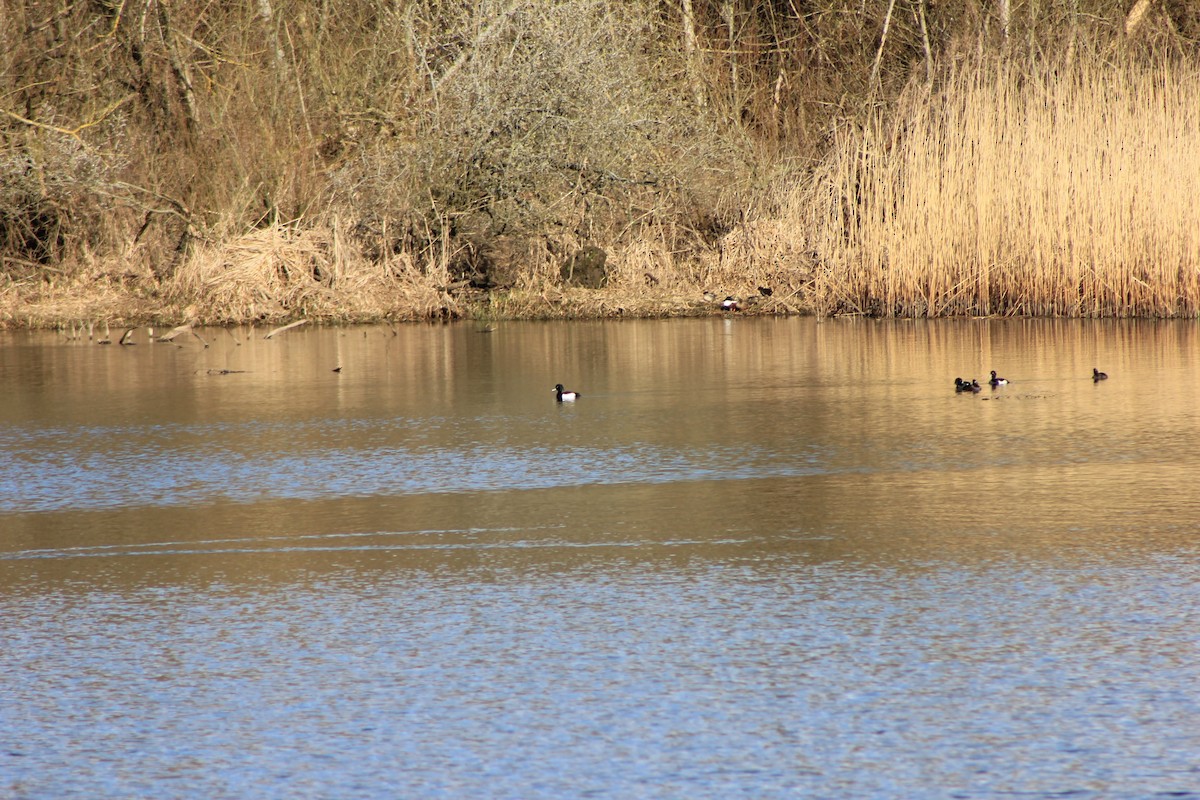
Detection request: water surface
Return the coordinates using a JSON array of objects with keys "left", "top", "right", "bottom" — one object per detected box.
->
[{"left": 2, "top": 318, "right": 1199, "bottom": 798}]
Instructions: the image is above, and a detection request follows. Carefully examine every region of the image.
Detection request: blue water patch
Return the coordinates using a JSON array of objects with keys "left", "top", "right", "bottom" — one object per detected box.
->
[{"left": 0, "top": 419, "right": 829, "bottom": 514}]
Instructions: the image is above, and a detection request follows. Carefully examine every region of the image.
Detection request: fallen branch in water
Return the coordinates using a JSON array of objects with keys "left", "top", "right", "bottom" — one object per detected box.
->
[
  {"left": 156, "top": 324, "right": 210, "bottom": 347},
  {"left": 264, "top": 319, "right": 308, "bottom": 339},
  {"left": 156, "top": 324, "right": 190, "bottom": 341}
]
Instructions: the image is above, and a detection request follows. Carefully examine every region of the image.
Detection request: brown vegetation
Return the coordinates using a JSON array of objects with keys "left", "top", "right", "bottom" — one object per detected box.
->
[{"left": 1, "top": 1, "right": 1198, "bottom": 326}]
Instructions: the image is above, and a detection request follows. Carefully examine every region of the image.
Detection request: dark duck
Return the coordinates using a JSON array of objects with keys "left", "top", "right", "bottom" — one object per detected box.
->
[{"left": 554, "top": 383, "right": 580, "bottom": 402}]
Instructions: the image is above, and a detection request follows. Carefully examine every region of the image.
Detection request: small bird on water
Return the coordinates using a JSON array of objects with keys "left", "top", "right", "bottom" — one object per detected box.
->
[
  {"left": 554, "top": 383, "right": 580, "bottom": 402},
  {"left": 989, "top": 370, "right": 1008, "bottom": 387},
  {"left": 1093, "top": 368, "right": 1109, "bottom": 381},
  {"left": 954, "top": 377, "right": 982, "bottom": 393}
]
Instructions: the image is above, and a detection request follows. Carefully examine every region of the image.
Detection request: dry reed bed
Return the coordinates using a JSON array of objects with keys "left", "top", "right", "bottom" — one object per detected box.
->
[{"left": 788, "top": 59, "right": 1200, "bottom": 318}]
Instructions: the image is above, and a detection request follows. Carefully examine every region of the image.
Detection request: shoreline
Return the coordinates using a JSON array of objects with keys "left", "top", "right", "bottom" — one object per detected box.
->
[
  {"left": 0, "top": 274, "right": 804, "bottom": 331},
  {"left": 2, "top": 266, "right": 816, "bottom": 331},
  {"left": 6, "top": 274, "right": 1199, "bottom": 331}
]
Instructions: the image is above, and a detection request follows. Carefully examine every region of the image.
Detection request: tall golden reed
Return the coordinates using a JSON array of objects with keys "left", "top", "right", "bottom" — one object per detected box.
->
[{"left": 796, "top": 58, "right": 1200, "bottom": 318}]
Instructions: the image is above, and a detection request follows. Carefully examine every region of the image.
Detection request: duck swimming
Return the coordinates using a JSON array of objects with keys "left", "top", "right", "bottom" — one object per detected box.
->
[
  {"left": 554, "top": 383, "right": 580, "bottom": 402},
  {"left": 1093, "top": 368, "right": 1108, "bottom": 381},
  {"left": 954, "top": 377, "right": 982, "bottom": 393},
  {"left": 989, "top": 370, "right": 1008, "bottom": 387}
]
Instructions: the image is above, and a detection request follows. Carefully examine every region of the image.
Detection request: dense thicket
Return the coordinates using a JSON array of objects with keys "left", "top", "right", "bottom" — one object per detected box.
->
[{"left": 1, "top": 1, "right": 1198, "bottom": 320}]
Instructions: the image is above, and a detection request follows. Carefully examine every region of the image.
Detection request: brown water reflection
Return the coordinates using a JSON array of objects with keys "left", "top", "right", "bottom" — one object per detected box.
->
[{"left": 2, "top": 318, "right": 1199, "bottom": 588}]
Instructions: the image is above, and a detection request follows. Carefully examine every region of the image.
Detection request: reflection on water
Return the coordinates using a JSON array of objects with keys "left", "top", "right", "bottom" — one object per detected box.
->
[{"left": 2, "top": 318, "right": 1200, "bottom": 799}]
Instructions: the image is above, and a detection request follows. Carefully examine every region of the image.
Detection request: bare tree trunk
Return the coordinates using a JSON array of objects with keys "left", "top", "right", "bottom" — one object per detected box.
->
[
  {"left": 1125, "top": 0, "right": 1154, "bottom": 36},
  {"left": 257, "top": 0, "right": 286, "bottom": 71},
  {"left": 156, "top": 0, "right": 198, "bottom": 130},
  {"left": 680, "top": 0, "right": 704, "bottom": 107},
  {"left": 318, "top": 0, "right": 331, "bottom": 41},
  {"left": 912, "top": 0, "right": 933, "bottom": 84},
  {"left": 1028, "top": 0, "right": 1038, "bottom": 55},
  {"left": 869, "top": 0, "right": 898, "bottom": 90},
  {"left": 720, "top": 0, "right": 738, "bottom": 112}
]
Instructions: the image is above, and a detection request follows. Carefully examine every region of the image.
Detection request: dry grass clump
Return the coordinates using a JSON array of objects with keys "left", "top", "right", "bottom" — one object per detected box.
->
[
  {"left": 789, "top": 56, "right": 1200, "bottom": 318},
  {"left": 168, "top": 224, "right": 459, "bottom": 324}
]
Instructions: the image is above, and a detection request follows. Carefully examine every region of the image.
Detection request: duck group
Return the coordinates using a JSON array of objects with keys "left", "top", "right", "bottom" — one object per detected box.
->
[
  {"left": 555, "top": 368, "right": 1110, "bottom": 404},
  {"left": 955, "top": 368, "right": 1109, "bottom": 394}
]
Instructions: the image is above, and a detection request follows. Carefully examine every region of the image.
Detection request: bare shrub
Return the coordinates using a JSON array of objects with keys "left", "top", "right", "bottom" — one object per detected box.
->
[
  {"left": 338, "top": 0, "right": 751, "bottom": 287},
  {"left": 0, "top": 132, "right": 126, "bottom": 270}
]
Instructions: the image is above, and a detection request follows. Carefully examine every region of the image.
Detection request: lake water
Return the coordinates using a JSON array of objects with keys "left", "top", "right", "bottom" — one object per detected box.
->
[{"left": 2, "top": 317, "right": 1199, "bottom": 799}]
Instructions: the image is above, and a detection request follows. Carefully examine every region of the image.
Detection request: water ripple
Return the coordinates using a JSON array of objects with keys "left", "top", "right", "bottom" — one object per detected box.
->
[
  {"left": 0, "top": 526, "right": 757, "bottom": 562},
  {"left": 0, "top": 420, "right": 827, "bottom": 514}
]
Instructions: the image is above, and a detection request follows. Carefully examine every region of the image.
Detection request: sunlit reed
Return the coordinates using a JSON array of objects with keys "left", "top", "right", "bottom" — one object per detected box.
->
[{"left": 795, "top": 58, "right": 1200, "bottom": 317}]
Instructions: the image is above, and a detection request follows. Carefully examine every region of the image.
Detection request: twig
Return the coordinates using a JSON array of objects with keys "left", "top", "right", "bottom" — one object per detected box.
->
[{"left": 0, "top": 94, "right": 136, "bottom": 142}]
